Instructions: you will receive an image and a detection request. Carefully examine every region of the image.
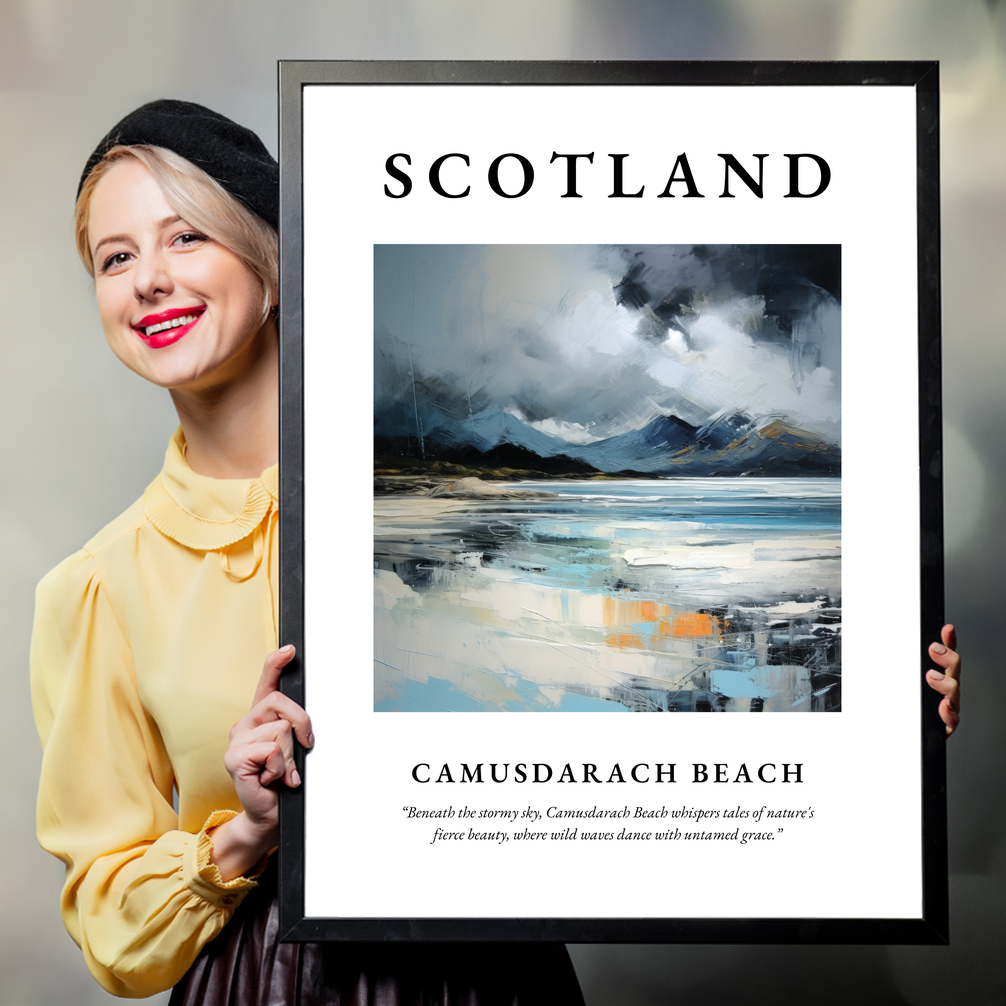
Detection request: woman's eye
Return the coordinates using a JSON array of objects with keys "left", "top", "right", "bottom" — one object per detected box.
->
[
  {"left": 101, "top": 251, "right": 132, "bottom": 273},
  {"left": 173, "top": 231, "right": 208, "bottom": 248}
]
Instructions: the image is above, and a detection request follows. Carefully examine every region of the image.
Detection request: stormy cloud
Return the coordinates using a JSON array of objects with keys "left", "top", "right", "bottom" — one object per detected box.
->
[{"left": 374, "top": 244, "right": 841, "bottom": 453}]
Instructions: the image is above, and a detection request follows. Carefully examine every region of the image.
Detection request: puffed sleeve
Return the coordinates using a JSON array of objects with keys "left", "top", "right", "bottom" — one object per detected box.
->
[{"left": 31, "top": 549, "right": 261, "bottom": 998}]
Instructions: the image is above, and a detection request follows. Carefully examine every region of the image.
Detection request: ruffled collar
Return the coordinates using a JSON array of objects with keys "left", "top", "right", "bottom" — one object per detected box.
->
[{"left": 143, "top": 428, "right": 278, "bottom": 551}]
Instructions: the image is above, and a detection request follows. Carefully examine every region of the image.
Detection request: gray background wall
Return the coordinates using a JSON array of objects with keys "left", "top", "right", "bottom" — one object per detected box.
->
[{"left": 1, "top": 2, "right": 1002, "bottom": 1003}]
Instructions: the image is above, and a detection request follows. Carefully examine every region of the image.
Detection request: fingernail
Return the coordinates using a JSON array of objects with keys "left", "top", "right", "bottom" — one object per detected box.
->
[
  {"left": 928, "top": 670, "right": 944, "bottom": 679},
  {"left": 931, "top": 643, "right": 947, "bottom": 655},
  {"left": 292, "top": 768, "right": 301, "bottom": 787},
  {"left": 306, "top": 732, "right": 315, "bottom": 748},
  {"left": 280, "top": 644, "right": 295, "bottom": 654},
  {"left": 946, "top": 700, "right": 956, "bottom": 713}
]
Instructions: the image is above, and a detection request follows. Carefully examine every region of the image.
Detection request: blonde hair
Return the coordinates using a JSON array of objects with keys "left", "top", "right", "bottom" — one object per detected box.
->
[{"left": 75, "top": 145, "right": 278, "bottom": 322}]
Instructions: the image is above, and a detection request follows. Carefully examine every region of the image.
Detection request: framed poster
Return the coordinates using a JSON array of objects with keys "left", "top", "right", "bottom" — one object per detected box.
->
[{"left": 277, "top": 61, "right": 946, "bottom": 943}]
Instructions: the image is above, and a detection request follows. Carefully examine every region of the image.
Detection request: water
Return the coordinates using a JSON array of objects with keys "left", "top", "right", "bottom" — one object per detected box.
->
[{"left": 374, "top": 478, "right": 841, "bottom": 713}]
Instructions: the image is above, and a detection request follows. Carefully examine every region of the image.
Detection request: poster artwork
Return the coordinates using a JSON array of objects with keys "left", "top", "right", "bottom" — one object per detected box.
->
[{"left": 373, "top": 243, "right": 841, "bottom": 714}]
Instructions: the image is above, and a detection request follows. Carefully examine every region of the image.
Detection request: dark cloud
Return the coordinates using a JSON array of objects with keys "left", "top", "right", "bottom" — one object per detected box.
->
[{"left": 375, "top": 244, "right": 841, "bottom": 447}]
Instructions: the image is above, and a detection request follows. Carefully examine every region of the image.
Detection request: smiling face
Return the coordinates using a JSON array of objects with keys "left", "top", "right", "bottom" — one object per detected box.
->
[{"left": 87, "top": 158, "right": 272, "bottom": 393}]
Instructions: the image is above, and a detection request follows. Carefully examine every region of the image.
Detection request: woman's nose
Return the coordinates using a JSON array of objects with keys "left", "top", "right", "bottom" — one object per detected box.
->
[{"left": 133, "top": 249, "right": 173, "bottom": 302}]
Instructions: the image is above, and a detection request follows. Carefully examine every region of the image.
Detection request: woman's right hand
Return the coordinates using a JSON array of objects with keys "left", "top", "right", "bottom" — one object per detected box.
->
[{"left": 209, "top": 645, "right": 314, "bottom": 881}]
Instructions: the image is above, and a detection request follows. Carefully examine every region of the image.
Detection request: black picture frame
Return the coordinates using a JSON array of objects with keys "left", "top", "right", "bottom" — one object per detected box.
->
[{"left": 277, "top": 60, "right": 945, "bottom": 944}]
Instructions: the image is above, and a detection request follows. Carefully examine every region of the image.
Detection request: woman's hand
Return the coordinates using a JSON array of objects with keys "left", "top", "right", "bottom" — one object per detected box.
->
[
  {"left": 926, "top": 624, "right": 961, "bottom": 738},
  {"left": 209, "top": 645, "right": 314, "bottom": 881}
]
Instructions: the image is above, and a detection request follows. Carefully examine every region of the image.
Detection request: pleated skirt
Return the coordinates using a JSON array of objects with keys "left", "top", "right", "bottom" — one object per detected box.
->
[{"left": 169, "top": 870, "right": 585, "bottom": 1006}]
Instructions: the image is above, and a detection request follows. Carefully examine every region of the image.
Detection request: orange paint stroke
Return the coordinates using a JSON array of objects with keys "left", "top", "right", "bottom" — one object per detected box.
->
[
  {"left": 608, "top": 633, "right": 644, "bottom": 649},
  {"left": 672, "top": 612, "right": 720, "bottom": 638},
  {"left": 601, "top": 595, "right": 672, "bottom": 628}
]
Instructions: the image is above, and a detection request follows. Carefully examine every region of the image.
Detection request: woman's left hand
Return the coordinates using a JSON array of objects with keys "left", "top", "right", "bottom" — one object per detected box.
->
[{"left": 926, "top": 624, "right": 961, "bottom": 737}]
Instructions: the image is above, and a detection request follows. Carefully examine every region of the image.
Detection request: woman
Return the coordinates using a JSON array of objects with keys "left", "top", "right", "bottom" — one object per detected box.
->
[
  {"left": 33, "top": 99, "right": 963, "bottom": 1003},
  {"left": 31, "top": 100, "right": 586, "bottom": 1003}
]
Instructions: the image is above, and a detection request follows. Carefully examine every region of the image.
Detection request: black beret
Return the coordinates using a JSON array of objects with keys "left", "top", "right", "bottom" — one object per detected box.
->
[{"left": 78, "top": 99, "right": 278, "bottom": 228}]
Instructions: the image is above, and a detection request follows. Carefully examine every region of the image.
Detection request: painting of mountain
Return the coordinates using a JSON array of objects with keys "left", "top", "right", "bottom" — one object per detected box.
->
[{"left": 374, "top": 245, "right": 841, "bottom": 712}]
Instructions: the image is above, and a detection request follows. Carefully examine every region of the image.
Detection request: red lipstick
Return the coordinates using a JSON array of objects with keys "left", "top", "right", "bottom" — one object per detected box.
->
[{"left": 132, "top": 306, "right": 205, "bottom": 349}]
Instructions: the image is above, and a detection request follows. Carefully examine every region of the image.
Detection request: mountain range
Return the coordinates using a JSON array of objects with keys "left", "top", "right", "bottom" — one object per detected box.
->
[{"left": 374, "top": 406, "right": 840, "bottom": 478}]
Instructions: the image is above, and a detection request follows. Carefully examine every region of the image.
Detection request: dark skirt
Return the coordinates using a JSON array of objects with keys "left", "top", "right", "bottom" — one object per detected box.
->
[{"left": 169, "top": 870, "right": 585, "bottom": 1006}]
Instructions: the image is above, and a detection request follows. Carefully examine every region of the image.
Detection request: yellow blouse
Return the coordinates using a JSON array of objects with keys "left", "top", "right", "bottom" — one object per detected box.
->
[{"left": 31, "top": 428, "right": 279, "bottom": 998}]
